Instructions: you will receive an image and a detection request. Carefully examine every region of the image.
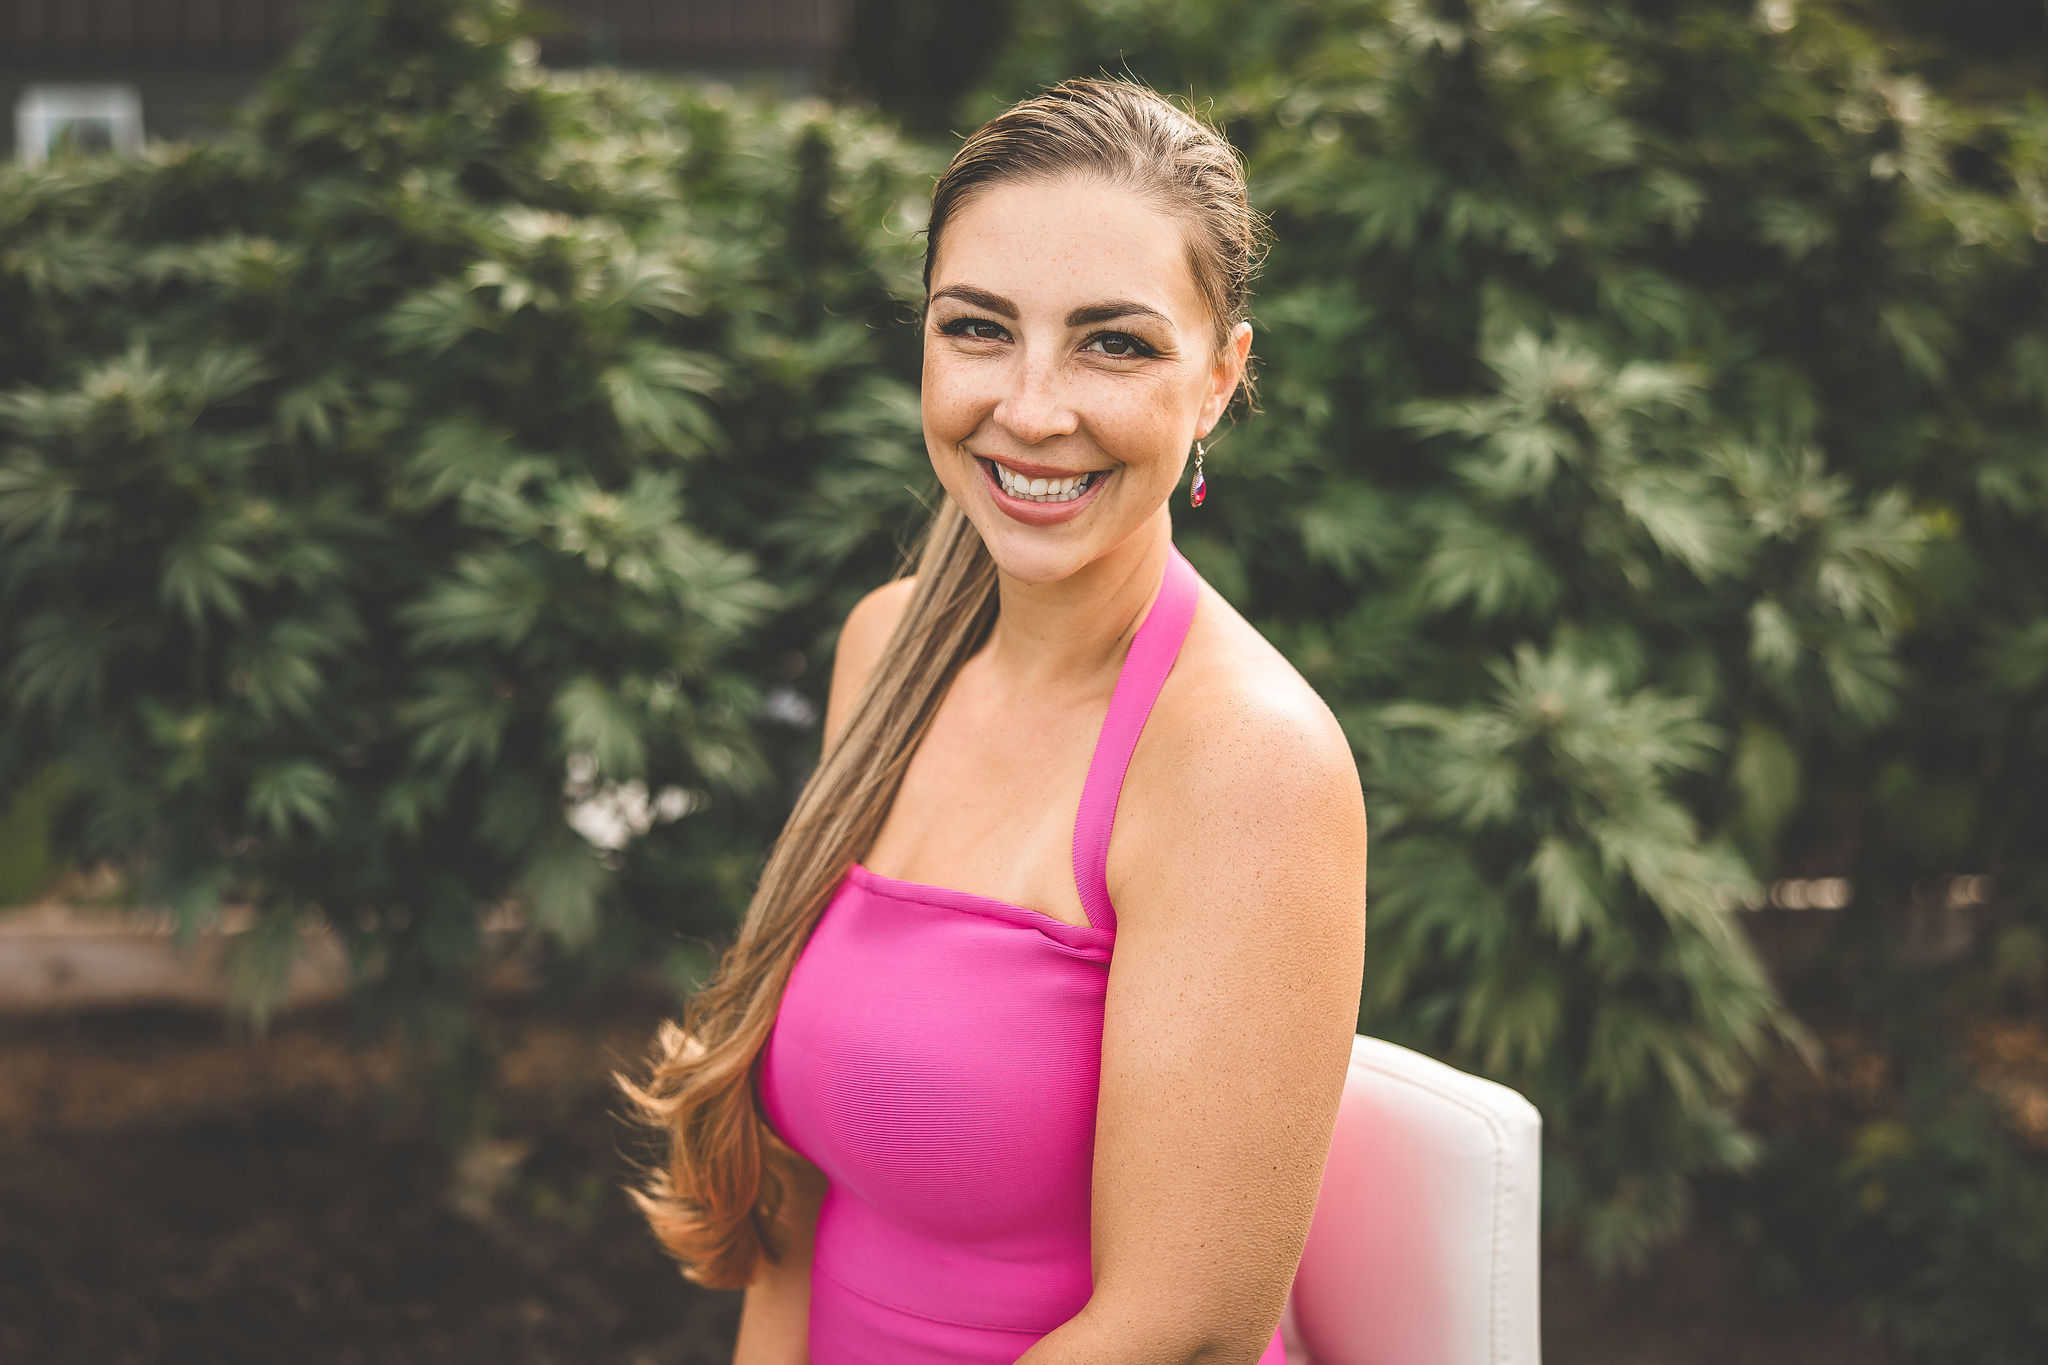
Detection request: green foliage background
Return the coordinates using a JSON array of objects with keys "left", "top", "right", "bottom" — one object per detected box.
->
[
  {"left": 2, "top": 0, "right": 2044, "bottom": 1352},
  {"left": 0, "top": 0, "right": 939, "bottom": 1110}
]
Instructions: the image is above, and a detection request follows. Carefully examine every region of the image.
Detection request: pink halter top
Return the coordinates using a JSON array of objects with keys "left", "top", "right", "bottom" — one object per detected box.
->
[{"left": 756, "top": 543, "right": 1288, "bottom": 1362}]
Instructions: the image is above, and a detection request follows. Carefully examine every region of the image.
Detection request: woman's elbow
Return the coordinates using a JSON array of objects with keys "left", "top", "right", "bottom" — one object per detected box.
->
[
  {"left": 1189, "top": 1323, "right": 1282, "bottom": 1365},
  {"left": 1055, "top": 1295, "right": 1278, "bottom": 1365}
]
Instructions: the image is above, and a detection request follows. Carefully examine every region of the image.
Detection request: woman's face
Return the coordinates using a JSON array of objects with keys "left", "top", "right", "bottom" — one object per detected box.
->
[{"left": 922, "top": 174, "right": 1251, "bottom": 585}]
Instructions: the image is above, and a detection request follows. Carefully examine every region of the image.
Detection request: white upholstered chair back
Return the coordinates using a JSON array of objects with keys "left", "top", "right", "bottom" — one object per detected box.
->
[{"left": 1277, "top": 1035, "right": 1543, "bottom": 1365}]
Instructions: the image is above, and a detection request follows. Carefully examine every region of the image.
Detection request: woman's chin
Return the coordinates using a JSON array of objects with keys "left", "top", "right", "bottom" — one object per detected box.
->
[{"left": 975, "top": 529, "right": 1090, "bottom": 586}]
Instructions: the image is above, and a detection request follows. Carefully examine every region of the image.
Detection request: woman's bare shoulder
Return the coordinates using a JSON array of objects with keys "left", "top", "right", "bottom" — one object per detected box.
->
[
  {"left": 823, "top": 574, "right": 918, "bottom": 753},
  {"left": 1113, "top": 580, "right": 1365, "bottom": 907},
  {"left": 843, "top": 573, "right": 919, "bottom": 654},
  {"left": 1167, "top": 580, "right": 1352, "bottom": 767}
]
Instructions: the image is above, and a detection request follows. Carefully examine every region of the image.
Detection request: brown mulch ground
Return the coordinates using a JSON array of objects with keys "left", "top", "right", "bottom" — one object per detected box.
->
[
  {"left": 0, "top": 991, "right": 737, "bottom": 1365},
  {"left": 0, "top": 989, "right": 1897, "bottom": 1364}
]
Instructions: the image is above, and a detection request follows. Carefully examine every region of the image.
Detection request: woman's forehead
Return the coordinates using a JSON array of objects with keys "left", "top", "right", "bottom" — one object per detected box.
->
[{"left": 930, "top": 176, "right": 1204, "bottom": 326}]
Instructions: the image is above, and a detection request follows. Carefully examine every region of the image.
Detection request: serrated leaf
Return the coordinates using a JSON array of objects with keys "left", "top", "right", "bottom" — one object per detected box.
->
[
  {"left": 400, "top": 552, "right": 549, "bottom": 650},
  {"left": 160, "top": 533, "right": 266, "bottom": 625},
  {"left": 1531, "top": 836, "right": 1606, "bottom": 946},
  {"left": 185, "top": 346, "right": 272, "bottom": 409},
  {"left": 1749, "top": 599, "right": 1801, "bottom": 678},
  {"left": 246, "top": 761, "right": 338, "bottom": 837},
  {"left": 601, "top": 342, "right": 726, "bottom": 457},
  {"left": 400, "top": 671, "right": 513, "bottom": 773},
  {"left": 0, "top": 451, "right": 76, "bottom": 540},
  {"left": 274, "top": 372, "right": 353, "bottom": 450},
  {"left": 606, "top": 251, "right": 697, "bottom": 319},
  {"left": 517, "top": 831, "right": 608, "bottom": 947},
  {"left": 6, "top": 612, "right": 112, "bottom": 714},
  {"left": 1609, "top": 468, "right": 1741, "bottom": 578},
  {"left": 383, "top": 281, "right": 488, "bottom": 357},
  {"left": 376, "top": 776, "right": 446, "bottom": 839},
  {"left": 1413, "top": 514, "right": 1560, "bottom": 619},
  {"left": 553, "top": 676, "right": 647, "bottom": 778}
]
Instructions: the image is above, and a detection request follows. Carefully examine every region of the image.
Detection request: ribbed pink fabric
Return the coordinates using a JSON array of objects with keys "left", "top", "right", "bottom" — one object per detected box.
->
[{"left": 757, "top": 542, "right": 1287, "bottom": 1363}]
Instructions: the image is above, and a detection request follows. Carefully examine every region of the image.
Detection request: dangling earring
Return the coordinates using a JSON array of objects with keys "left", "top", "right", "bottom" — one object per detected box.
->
[{"left": 1189, "top": 440, "right": 1207, "bottom": 508}]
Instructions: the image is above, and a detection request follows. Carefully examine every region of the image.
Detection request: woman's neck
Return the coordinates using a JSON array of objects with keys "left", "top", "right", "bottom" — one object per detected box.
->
[{"left": 973, "top": 520, "right": 1174, "bottom": 704}]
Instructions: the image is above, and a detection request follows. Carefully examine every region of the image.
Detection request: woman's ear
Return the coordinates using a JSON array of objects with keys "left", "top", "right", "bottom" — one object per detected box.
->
[{"left": 1203, "top": 321, "right": 1254, "bottom": 435}]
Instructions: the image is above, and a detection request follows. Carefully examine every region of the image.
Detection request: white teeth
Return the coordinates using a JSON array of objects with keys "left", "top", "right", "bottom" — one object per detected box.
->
[{"left": 990, "top": 461, "right": 1096, "bottom": 503}]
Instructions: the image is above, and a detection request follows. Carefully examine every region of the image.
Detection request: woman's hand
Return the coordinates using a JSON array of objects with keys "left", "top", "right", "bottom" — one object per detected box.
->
[{"left": 1019, "top": 681, "right": 1368, "bottom": 1363}]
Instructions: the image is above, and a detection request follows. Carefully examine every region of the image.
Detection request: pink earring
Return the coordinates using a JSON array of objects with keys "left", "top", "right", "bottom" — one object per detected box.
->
[{"left": 1189, "top": 440, "right": 1207, "bottom": 508}]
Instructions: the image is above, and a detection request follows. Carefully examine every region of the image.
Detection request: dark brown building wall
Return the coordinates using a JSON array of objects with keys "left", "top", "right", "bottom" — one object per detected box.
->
[
  {"left": 4, "top": 0, "right": 850, "bottom": 158},
  {"left": 0, "top": 0, "right": 849, "bottom": 69}
]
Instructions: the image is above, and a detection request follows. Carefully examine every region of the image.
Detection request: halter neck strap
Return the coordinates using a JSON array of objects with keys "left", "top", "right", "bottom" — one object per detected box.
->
[{"left": 1071, "top": 543, "right": 1200, "bottom": 936}]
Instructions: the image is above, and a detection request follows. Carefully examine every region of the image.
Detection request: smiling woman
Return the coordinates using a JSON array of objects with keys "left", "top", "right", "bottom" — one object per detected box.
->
[
  {"left": 618, "top": 77, "right": 1367, "bottom": 1365},
  {"left": 920, "top": 175, "right": 1242, "bottom": 557}
]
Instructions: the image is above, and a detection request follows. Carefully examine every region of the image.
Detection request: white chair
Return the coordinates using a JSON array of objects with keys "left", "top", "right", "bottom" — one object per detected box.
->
[{"left": 1278, "top": 1035, "right": 1543, "bottom": 1365}]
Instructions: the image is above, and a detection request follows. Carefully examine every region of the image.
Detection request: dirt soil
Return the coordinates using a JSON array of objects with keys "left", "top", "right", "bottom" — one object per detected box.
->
[
  {"left": 0, "top": 990, "right": 1893, "bottom": 1365},
  {"left": 0, "top": 991, "right": 738, "bottom": 1365}
]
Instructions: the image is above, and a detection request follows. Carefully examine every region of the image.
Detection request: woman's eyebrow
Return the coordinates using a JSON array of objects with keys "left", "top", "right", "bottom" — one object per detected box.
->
[
  {"left": 929, "top": 284, "right": 1017, "bottom": 318},
  {"left": 929, "top": 285, "right": 1172, "bottom": 331},
  {"left": 1064, "top": 299, "right": 1171, "bottom": 329}
]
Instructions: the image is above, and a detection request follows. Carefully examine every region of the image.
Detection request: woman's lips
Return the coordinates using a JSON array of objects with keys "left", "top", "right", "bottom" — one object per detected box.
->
[{"left": 975, "top": 455, "right": 1112, "bottom": 526}]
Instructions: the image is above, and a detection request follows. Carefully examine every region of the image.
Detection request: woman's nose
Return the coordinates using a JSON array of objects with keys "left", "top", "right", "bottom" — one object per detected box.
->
[{"left": 991, "top": 353, "right": 1077, "bottom": 444}]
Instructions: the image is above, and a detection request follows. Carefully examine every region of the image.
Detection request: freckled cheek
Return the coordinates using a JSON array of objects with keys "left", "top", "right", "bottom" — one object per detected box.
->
[
  {"left": 921, "top": 368, "right": 966, "bottom": 444},
  {"left": 1090, "top": 385, "right": 1187, "bottom": 469},
  {"left": 919, "top": 355, "right": 982, "bottom": 445}
]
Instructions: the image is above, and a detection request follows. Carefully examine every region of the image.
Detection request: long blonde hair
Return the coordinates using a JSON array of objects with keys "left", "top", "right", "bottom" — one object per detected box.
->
[{"left": 616, "top": 74, "right": 1265, "bottom": 1290}]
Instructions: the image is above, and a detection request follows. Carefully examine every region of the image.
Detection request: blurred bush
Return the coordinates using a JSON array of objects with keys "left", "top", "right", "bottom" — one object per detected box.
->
[
  {"left": 0, "top": 0, "right": 938, "bottom": 1121},
  {"left": 978, "top": 0, "right": 2048, "bottom": 1286},
  {"left": 1735, "top": 1000, "right": 2048, "bottom": 1365}
]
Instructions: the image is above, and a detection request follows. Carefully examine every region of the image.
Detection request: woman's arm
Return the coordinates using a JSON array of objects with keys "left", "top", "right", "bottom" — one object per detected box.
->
[
  {"left": 731, "top": 1155, "right": 829, "bottom": 1364},
  {"left": 1016, "top": 685, "right": 1369, "bottom": 1364},
  {"left": 820, "top": 574, "right": 919, "bottom": 759}
]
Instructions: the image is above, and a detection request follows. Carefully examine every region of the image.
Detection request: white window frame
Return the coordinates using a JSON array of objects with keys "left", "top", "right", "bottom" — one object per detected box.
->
[{"left": 15, "top": 84, "right": 145, "bottom": 166}]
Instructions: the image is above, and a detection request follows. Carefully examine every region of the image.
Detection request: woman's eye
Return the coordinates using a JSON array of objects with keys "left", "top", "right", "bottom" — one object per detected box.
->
[
  {"left": 1086, "top": 331, "right": 1154, "bottom": 358},
  {"left": 941, "top": 318, "right": 1007, "bottom": 342}
]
